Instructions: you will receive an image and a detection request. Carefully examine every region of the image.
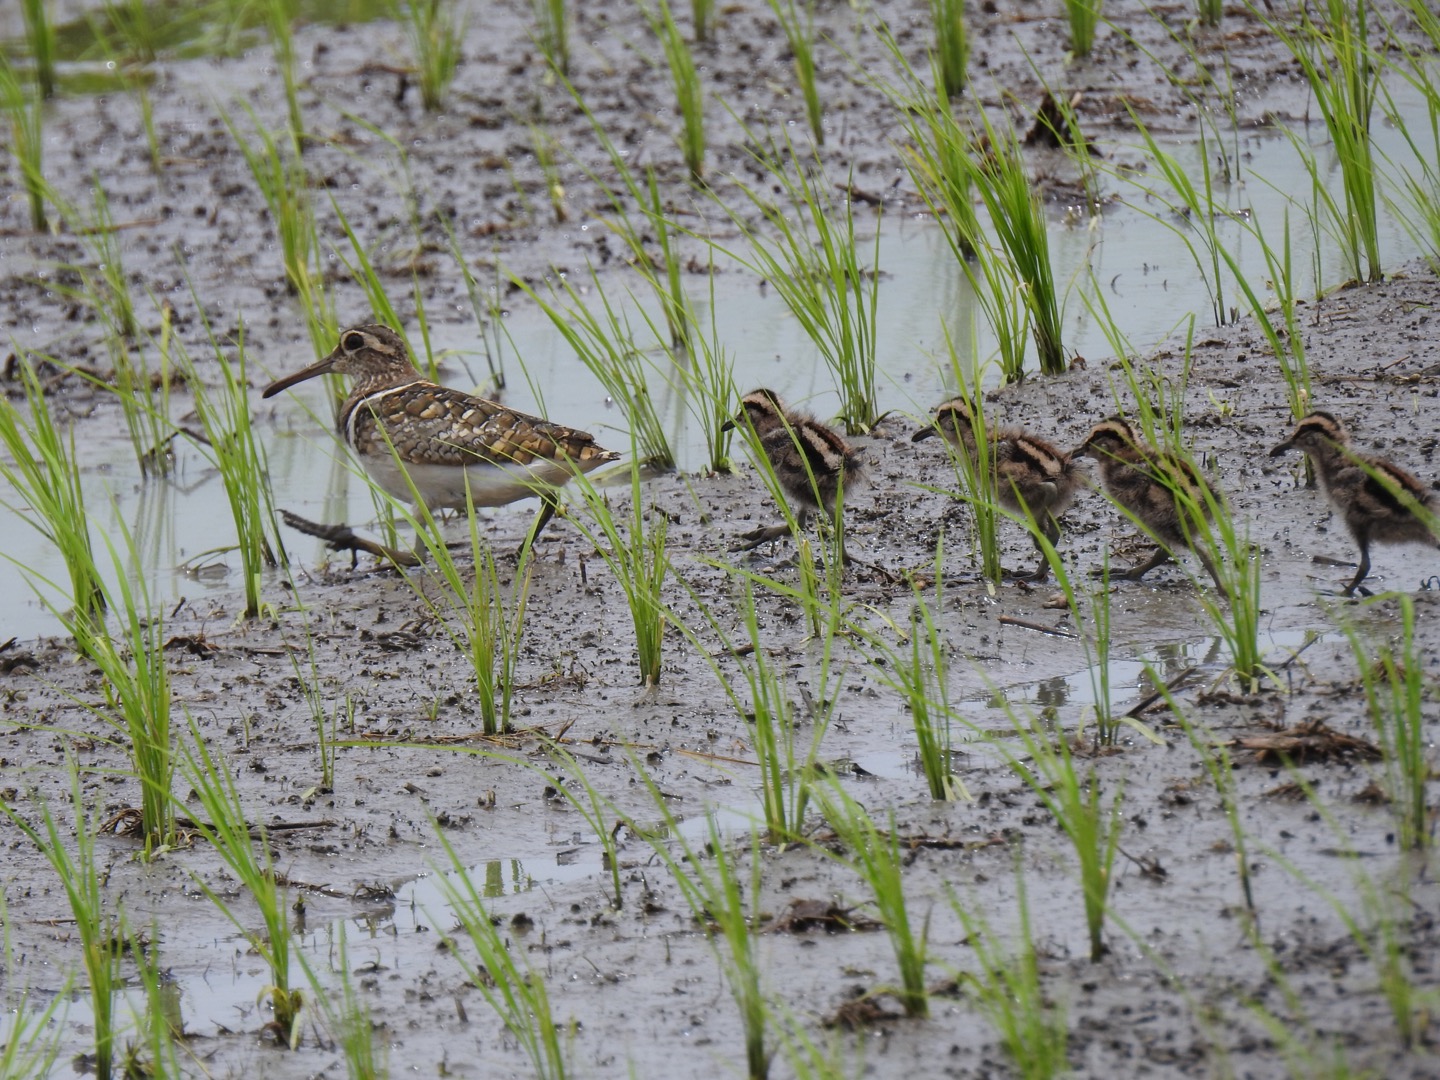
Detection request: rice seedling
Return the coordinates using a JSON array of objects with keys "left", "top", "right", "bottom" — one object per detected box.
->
[
  {"left": 691, "top": 0, "right": 714, "bottom": 43},
  {"left": 433, "top": 828, "right": 572, "bottom": 1080},
  {"left": 988, "top": 697, "right": 1123, "bottom": 962},
  {"left": 964, "top": 99, "right": 1066, "bottom": 375},
  {"left": 1151, "top": 671, "right": 1256, "bottom": 919},
  {"left": 530, "top": 122, "right": 568, "bottom": 222},
  {"left": 400, "top": 488, "right": 534, "bottom": 735},
  {"left": 0, "top": 357, "right": 107, "bottom": 629},
  {"left": 1267, "top": 795, "right": 1433, "bottom": 1048},
  {"left": 812, "top": 780, "right": 929, "bottom": 1018},
  {"left": 514, "top": 270, "right": 675, "bottom": 469},
  {"left": 1063, "top": 0, "right": 1102, "bottom": 58},
  {"left": 630, "top": 777, "right": 771, "bottom": 1080},
  {"left": 127, "top": 922, "right": 184, "bottom": 1078},
  {"left": 1373, "top": 6, "right": 1440, "bottom": 272},
  {"left": 1341, "top": 595, "right": 1431, "bottom": 850},
  {"left": 67, "top": 526, "right": 176, "bottom": 853},
  {"left": 1124, "top": 116, "right": 1232, "bottom": 327},
  {"left": 1, "top": 760, "right": 125, "bottom": 1080},
  {"left": 775, "top": 1016, "right": 861, "bottom": 1080},
  {"left": 865, "top": 576, "right": 963, "bottom": 801},
  {"left": 671, "top": 567, "right": 833, "bottom": 841},
  {"left": 671, "top": 265, "right": 737, "bottom": 472},
  {"left": 172, "top": 315, "right": 287, "bottom": 619},
  {"left": 565, "top": 79, "right": 698, "bottom": 352},
  {"left": 720, "top": 136, "right": 881, "bottom": 433},
  {"left": 180, "top": 720, "right": 302, "bottom": 1046},
  {"left": 20, "top": 0, "right": 56, "bottom": 99},
  {"left": 223, "top": 105, "right": 334, "bottom": 353},
  {"left": 530, "top": 0, "right": 569, "bottom": 76},
  {"left": 1196, "top": 0, "right": 1222, "bottom": 27},
  {"left": 928, "top": 0, "right": 969, "bottom": 97},
  {"left": 0, "top": 894, "right": 65, "bottom": 1079},
  {"left": 0, "top": 52, "right": 49, "bottom": 231},
  {"left": 329, "top": 197, "right": 420, "bottom": 368},
  {"left": 299, "top": 926, "right": 385, "bottom": 1080},
  {"left": 883, "top": 36, "right": 981, "bottom": 261},
  {"left": 561, "top": 456, "right": 669, "bottom": 687},
  {"left": 262, "top": 0, "right": 305, "bottom": 141},
  {"left": 96, "top": 0, "right": 171, "bottom": 64},
  {"left": 79, "top": 181, "right": 138, "bottom": 341},
  {"left": 391, "top": 0, "right": 465, "bottom": 111},
  {"left": 643, "top": 0, "right": 706, "bottom": 179},
  {"left": 1219, "top": 198, "right": 1311, "bottom": 421},
  {"left": 766, "top": 0, "right": 823, "bottom": 145},
  {"left": 1266, "top": 0, "right": 1382, "bottom": 284},
  {"left": 950, "top": 868, "right": 1069, "bottom": 1078},
  {"left": 930, "top": 355, "right": 1002, "bottom": 583},
  {"left": 440, "top": 213, "right": 507, "bottom": 391},
  {"left": 542, "top": 745, "right": 627, "bottom": 908}
]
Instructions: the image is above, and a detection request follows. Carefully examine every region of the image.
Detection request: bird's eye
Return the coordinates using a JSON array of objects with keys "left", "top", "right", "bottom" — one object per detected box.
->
[{"left": 343, "top": 331, "right": 365, "bottom": 351}]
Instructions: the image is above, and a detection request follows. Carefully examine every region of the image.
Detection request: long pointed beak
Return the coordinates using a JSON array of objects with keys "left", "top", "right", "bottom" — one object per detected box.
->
[
  {"left": 1068, "top": 445, "right": 1089, "bottom": 460},
  {"left": 262, "top": 347, "right": 341, "bottom": 398},
  {"left": 1268, "top": 440, "right": 1294, "bottom": 457},
  {"left": 912, "top": 425, "right": 938, "bottom": 443},
  {"left": 720, "top": 418, "right": 737, "bottom": 433}
]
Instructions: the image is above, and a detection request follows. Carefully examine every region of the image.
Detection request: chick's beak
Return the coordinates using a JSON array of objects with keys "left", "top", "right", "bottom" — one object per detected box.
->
[
  {"left": 1268, "top": 440, "right": 1294, "bottom": 458},
  {"left": 262, "top": 346, "right": 342, "bottom": 399},
  {"left": 911, "top": 425, "right": 938, "bottom": 443}
]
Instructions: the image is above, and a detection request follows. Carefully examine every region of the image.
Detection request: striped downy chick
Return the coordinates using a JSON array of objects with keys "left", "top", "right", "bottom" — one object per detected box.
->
[
  {"left": 722, "top": 388, "right": 866, "bottom": 557},
  {"left": 264, "top": 324, "right": 619, "bottom": 553},
  {"left": 1270, "top": 410, "right": 1439, "bottom": 596},
  {"left": 913, "top": 396, "right": 1084, "bottom": 581},
  {"left": 1071, "top": 416, "right": 1227, "bottom": 596}
]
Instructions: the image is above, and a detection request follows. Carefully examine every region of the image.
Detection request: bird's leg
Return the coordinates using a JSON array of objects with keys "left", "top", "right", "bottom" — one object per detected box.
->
[
  {"left": 519, "top": 491, "right": 560, "bottom": 559},
  {"left": 733, "top": 523, "right": 793, "bottom": 551},
  {"left": 1343, "top": 538, "right": 1372, "bottom": 597},
  {"left": 1193, "top": 547, "right": 1230, "bottom": 602},
  {"left": 1104, "top": 546, "right": 1172, "bottom": 581}
]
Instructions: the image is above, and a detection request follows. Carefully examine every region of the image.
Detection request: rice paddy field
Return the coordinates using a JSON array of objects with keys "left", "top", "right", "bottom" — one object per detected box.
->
[{"left": 0, "top": 1, "right": 1438, "bottom": 1077}]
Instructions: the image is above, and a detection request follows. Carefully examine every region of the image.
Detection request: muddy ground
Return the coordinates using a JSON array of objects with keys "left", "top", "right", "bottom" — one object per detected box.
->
[{"left": 2, "top": 1, "right": 1439, "bottom": 1078}]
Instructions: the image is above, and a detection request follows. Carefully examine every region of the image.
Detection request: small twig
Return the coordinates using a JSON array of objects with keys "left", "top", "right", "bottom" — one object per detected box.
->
[
  {"left": 997, "top": 615, "right": 1077, "bottom": 639},
  {"left": 1123, "top": 667, "right": 1197, "bottom": 719}
]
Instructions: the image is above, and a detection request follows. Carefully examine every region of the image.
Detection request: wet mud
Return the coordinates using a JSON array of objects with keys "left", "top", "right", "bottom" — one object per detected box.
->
[{"left": 1, "top": 2, "right": 1439, "bottom": 1078}]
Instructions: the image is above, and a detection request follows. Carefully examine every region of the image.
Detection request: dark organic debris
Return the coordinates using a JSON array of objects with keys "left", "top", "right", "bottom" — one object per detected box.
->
[
  {"left": 769, "top": 898, "right": 880, "bottom": 935},
  {"left": 823, "top": 989, "right": 904, "bottom": 1030},
  {"left": 1231, "top": 719, "right": 1381, "bottom": 765}
]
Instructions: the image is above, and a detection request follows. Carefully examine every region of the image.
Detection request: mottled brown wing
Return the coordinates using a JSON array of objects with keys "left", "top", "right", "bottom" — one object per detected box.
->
[{"left": 349, "top": 383, "right": 606, "bottom": 467}]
